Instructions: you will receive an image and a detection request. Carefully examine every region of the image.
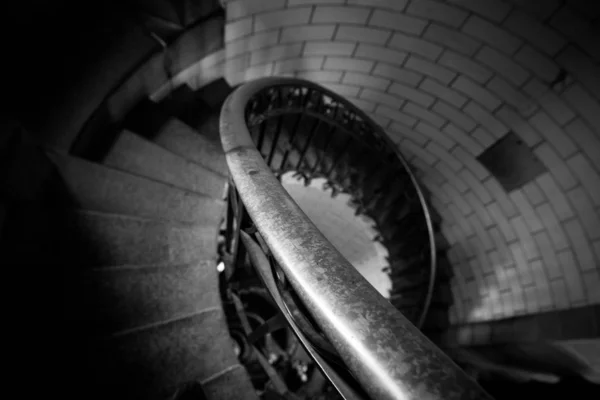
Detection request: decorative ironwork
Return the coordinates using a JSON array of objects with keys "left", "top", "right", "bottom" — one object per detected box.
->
[{"left": 245, "top": 85, "right": 393, "bottom": 160}]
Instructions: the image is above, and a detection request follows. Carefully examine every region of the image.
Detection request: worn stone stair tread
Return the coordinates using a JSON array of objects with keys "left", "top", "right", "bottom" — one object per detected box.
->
[
  {"left": 47, "top": 150, "right": 224, "bottom": 226},
  {"left": 152, "top": 118, "right": 227, "bottom": 175},
  {"left": 202, "top": 364, "right": 259, "bottom": 400},
  {"left": 5, "top": 208, "right": 218, "bottom": 267},
  {"left": 104, "top": 130, "right": 227, "bottom": 199},
  {"left": 68, "top": 210, "right": 219, "bottom": 266},
  {"left": 127, "top": 107, "right": 227, "bottom": 176},
  {"left": 66, "top": 259, "right": 222, "bottom": 335},
  {"left": 196, "top": 113, "right": 225, "bottom": 147},
  {"left": 75, "top": 308, "right": 241, "bottom": 400}
]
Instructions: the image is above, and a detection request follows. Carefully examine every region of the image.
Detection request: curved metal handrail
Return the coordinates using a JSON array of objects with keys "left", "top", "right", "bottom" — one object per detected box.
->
[
  {"left": 220, "top": 77, "right": 491, "bottom": 400},
  {"left": 242, "top": 79, "right": 436, "bottom": 328}
]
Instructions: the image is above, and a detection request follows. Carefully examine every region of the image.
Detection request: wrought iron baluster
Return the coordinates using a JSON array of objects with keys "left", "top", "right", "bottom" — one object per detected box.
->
[
  {"left": 263, "top": 87, "right": 285, "bottom": 166},
  {"left": 360, "top": 182, "right": 385, "bottom": 215},
  {"left": 323, "top": 136, "right": 353, "bottom": 181},
  {"left": 267, "top": 115, "right": 284, "bottom": 168},
  {"left": 278, "top": 87, "right": 312, "bottom": 173},
  {"left": 308, "top": 100, "right": 340, "bottom": 175},
  {"left": 293, "top": 92, "right": 323, "bottom": 172},
  {"left": 309, "top": 123, "right": 337, "bottom": 176},
  {"left": 331, "top": 138, "right": 356, "bottom": 188},
  {"left": 231, "top": 186, "right": 245, "bottom": 270},
  {"left": 277, "top": 113, "right": 302, "bottom": 174},
  {"left": 225, "top": 183, "right": 236, "bottom": 254},
  {"left": 296, "top": 117, "right": 321, "bottom": 173},
  {"left": 221, "top": 182, "right": 247, "bottom": 280},
  {"left": 256, "top": 119, "right": 268, "bottom": 157},
  {"left": 256, "top": 87, "right": 280, "bottom": 156}
]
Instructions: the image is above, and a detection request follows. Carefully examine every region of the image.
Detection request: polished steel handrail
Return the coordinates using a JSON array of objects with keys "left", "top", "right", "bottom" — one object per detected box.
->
[{"left": 220, "top": 77, "right": 492, "bottom": 400}]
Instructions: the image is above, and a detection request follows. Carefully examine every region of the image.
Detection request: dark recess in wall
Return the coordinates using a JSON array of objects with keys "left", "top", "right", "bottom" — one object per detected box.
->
[{"left": 477, "top": 132, "right": 547, "bottom": 192}]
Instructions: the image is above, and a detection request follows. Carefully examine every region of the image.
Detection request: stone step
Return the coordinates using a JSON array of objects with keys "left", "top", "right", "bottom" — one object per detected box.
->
[
  {"left": 127, "top": 103, "right": 227, "bottom": 176},
  {"left": 195, "top": 113, "right": 222, "bottom": 148},
  {"left": 4, "top": 208, "right": 217, "bottom": 267},
  {"left": 66, "top": 259, "right": 221, "bottom": 336},
  {"left": 47, "top": 151, "right": 224, "bottom": 226},
  {"left": 104, "top": 130, "right": 227, "bottom": 199},
  {"left": 71, "top": 309, "right": 243, "bottom": 400},
  {"left": 152, "top": 118, "right": 227, "bottom": 175},
  {"left": 202, "top": 365, "right": 259, "bottom": 400}
]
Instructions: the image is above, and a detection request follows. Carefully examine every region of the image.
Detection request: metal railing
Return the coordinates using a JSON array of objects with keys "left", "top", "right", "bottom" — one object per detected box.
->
[
  {"left": 219, "top": 77, "right": 492, "bottom": 400},
  {"left": 235, "top": 78, "right": 436, "bottom": 327}
]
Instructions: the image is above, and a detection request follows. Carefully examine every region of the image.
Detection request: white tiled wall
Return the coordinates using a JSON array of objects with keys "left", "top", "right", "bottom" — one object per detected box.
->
[{"left": 214, "top": 0, "right": 600, "bottom": 324}]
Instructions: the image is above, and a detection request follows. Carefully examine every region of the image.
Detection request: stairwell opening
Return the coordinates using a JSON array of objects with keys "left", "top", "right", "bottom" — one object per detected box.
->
[{"left": 281, "top": 171, "right": 391, "bottom": 298}]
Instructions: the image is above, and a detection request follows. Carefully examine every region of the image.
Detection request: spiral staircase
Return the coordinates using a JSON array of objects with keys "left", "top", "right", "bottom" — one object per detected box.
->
[
  {"left": 3, "top": 1, "right": 474, "bottom": 399},
  {"left": 2, "top": 83, "right": 253, "bottom": 399},
  {"left": 2, "top": 77, "right": 454, "bottom": 400}
]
